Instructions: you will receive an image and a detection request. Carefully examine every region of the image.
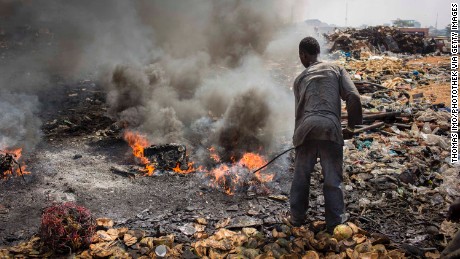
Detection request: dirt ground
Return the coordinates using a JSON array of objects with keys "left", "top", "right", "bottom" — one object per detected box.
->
[
  {"left": 407, "top": 55, "right": 451, "bottom": 105},
  {"left": 0, "top": 82, "right": 294, "bottom": 246}
]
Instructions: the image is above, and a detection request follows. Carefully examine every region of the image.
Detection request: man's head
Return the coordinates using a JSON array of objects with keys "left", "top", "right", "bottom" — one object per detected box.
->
[{"left": 299, "top": 37, "right": 320, "bottom": 68}]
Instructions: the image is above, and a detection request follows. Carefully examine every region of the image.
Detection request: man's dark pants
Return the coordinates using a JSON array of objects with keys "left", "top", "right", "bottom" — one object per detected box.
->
[{"left": 290, "top": 139, "right": 345, "bottom": 230}]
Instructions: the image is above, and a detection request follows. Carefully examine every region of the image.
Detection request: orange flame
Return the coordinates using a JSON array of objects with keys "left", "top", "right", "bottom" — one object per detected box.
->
[
  {"left": 208, "top": 164, "right": 236, "bottom": 195},
  {"left": 206, "top": 152, "right": 274, "bottom": 195},
  {"left": 208, "top": 146, "right": 221, "bottom": 163},
  {"left": 123, "top": 131, "right": 155, "bottom": 176},
  {"left": 172, "top": 162, "right": 200, "bottom": 175},
  {"left": 238, "top": 152, "right": 266, "bottom": 170},
  {"left": 1, "top": 148, "right": 31, "bottom": 178}
]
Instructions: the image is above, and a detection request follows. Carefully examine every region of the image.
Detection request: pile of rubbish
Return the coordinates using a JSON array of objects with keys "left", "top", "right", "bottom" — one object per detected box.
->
[
  {"left": 324, "top": 26, "right": 437, "bottom": 55},
  {"left": 323, "top": 51, "right": 458, "bottom": 252},
  {"left": 0, "top": 216, "right": 411, "bottom": 258},
  {"left": 338, "top": 55, "right": 449, "bottom": 92}
]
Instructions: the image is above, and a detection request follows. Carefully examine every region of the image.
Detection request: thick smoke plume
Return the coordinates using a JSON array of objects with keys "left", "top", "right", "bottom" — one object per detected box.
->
[
  {"left": 1, "top": 0, "right": 309, "bottom": 162},
  {"left": 0, "top": 92, "right": 42, "bottom": 151},
  {"left": 101, "top": 0, "right": 308, "bottom": 162}
]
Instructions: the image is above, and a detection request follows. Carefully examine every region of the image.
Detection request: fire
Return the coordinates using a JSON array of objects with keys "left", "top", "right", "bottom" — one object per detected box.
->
[
  {"left": 172, "top": 162, "right": 200, "bottom": 175},
  {"left": 208, "top": 146, "right": 221, "bottom": 163},
  {"left": 208, "top": 164, "right": 239, "bottom": 195},
  {"left": 1, "top": 148, "right": 30, "bottom": 179},
  {"left": 239, "top": 153, "right": 274, "bottom": 183},
  {"left": 123, "top": 131, "right": 275, "bottom": 194},
  {"left": 123, "top": 131, "right": 155, "bottom": 176},
  {"left": 206, "top": 152, "right": 274, "bottom": 195},
  {"left": 238, "top": 153, "right": 266, "bottom": 171}
]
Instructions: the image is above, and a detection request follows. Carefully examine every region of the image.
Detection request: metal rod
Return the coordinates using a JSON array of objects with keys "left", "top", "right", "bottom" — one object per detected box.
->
[
  {"left": 252, "top": 147, "right": 295, "bottom": 174},
  {"left": 353, "top": 122, "right": 385, "bottom": 133}
]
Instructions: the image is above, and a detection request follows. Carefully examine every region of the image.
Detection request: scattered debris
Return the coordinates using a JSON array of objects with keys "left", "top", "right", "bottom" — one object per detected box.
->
[{"left": 0, "top": 216, "right": 412, "bottom": 258}]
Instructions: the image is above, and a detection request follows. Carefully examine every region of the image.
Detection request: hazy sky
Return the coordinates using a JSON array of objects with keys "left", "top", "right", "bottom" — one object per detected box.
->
[{"left": 302, "top": 0, "right": 453, "bottom": 28}]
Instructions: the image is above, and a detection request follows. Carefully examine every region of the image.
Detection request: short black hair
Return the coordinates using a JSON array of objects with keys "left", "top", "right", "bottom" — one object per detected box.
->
[{"left": 299, "top": 37, "right": 320, "bottom": 55}]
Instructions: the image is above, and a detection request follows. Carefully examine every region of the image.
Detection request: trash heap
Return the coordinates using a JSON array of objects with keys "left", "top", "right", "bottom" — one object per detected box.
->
[
  {"left": 323, "top": 26, "right": 437, "bottom": 54},
  {"left": 338, "top": 55, "right": 450, "bottom": 92},
  {"left": 324, "top": 51, "right": 458, "bottom": 253},
  {"left": 0, "top": 216, "right": 409, "bottom": 258}
]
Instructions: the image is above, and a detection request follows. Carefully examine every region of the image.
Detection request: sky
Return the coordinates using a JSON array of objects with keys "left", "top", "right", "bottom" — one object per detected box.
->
[{"left": 301, "top": 0, "right": 453, "bottom": 28}]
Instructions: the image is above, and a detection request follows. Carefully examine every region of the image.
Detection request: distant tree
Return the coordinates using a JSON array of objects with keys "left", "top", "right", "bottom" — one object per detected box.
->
[{"left": 393, "top": 19, "right": 414, "bottom": 28}]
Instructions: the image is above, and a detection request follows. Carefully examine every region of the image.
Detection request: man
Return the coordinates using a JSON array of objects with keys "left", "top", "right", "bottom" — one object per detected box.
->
[{"left": 288, "top": 37, "right": 362, "bottom": 232}]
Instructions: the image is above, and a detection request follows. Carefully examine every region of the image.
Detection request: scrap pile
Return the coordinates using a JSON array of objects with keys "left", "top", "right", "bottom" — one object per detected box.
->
[
  {"left": 324, "top": 26, "right": 436, "bottom": 54},
  {"left": 340, "top": 55, "right": 450, "bottom": 94},
  {"left": 326, "top": 52, "right": 458, "bottom": 252},
  {"left": 0, "top": 216, "right": 409, "bottom": 258}
]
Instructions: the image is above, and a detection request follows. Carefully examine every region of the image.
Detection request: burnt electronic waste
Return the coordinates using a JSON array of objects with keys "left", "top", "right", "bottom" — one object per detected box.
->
[
  {"left": 144, "top": 143, "right": 188, "bottom": 171},
  {"left": 0, "top": 153, "right": 25, "bottom": 180}
]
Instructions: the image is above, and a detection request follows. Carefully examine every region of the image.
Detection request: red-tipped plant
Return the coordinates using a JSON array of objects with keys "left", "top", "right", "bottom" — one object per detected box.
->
[{"left": 40, "top": 202, "right": 95, "bottom": 253}]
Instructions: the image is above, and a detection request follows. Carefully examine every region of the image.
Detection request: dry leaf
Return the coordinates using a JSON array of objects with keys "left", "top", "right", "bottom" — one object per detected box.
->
[
  {"left": 439, "top": 220, "right": 458, "bottom": 237},
  {"left": 215, "top": 218, "right": 231, "bottom": 228},
  {"left": 117, "top": 227, "right": 129, "bottom": 237},
  {"left": 96, "top": 217, "right": 114, "bottom": 228},
  {"left": 152, "top": 234, "right": 175, "bottom": 247},
  {"left": 352, "top": 233, "right": 367, "bottom": 244},
  {"left": 302, "top": 250, "right": 319, "bottom": 259},
  {"left": 205, "top": 239, "right": 233, "bottom": 250},
  {"left": 90, "top": 242, "right": 114, "bottom": 258},
  {"left": 123, "top": 234, "right": 138, "bottom": 246},
  {"left": 292, "top": 226, "right": 313, "bottom": 238},
  {"left": 0, "top": 249, "right": 11, "bottom": 258},
  {"left": 345, "top": 248, "right": 354, "bottom": 259},
  {"left": 96, "top": 230, "right": 116, "bottom": 242},
  {"left": 346, "top": 222, "right": 359, "bottom": 234},
  {"left": 209, "top": 248, "right": 228, "bottom": 259},
  {"left": 231, "top": 234, "right": 248, "bottom": 247},
  {"left": 387, "top": 249, "right": 405, "bottom": 259},
  {"left": 213, "top": 228, "right": 237, "bottom": 240},
  {"left": 77, "top": 250, "right": 92, "bottom": 259},
  {"left": 372, "top": 244, "right": 387, "bottom": 255},
  {"left": 194, "top": 223, "right": 206, "bottom": 232},
  {"left": 272, "top": 228, "right": 287, "bottom": 238},
  {"left": 194, "top": 232, "right": 209, "bottom": 239},
  {"left": 169, "top": 244, "right": 184, "bottom": 257},
  {"left": 140, "top": 237, "right": 154, "bottom": 249},
  {"left": 193, "top": 241, "right": 208, "bottom": 257},
  {"left": 425, "top": 251, "right": 441, "bottom": 259},
  {"left": 107, "top": 228, "right": 119, "bottom": 239},
  {"left": 111, "top": 246, "right": 131, "bottom": 258},
  {"left": 242, "top": 227, "right": 258, "bottom": 237},
  {"left": 196, "top": 218, "right": 208, "bottom": 225}
]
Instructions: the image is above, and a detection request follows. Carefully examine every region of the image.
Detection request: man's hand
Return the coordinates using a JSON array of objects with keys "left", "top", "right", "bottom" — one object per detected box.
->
[
  {"left": 342, "top": 126, "right": 354, "bottom": 140},
  {"left": 447, "top": 198, "right": 460, "bottom": 222}
]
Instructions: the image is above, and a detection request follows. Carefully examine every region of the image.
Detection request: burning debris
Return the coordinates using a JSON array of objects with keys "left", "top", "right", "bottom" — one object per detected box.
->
[
  {"left": 0, "top": 149, "right": 29, "bottom": 180},
  {"left": 206, "top": 152, "right": 275, "bottom": 195},
  {"left": 123, "top": 131, "right": 196, "bottom": 175},
  {"left": 123, "top": 130, "right": 275, "bottom": 195},
  {"left": 144, "top": 144, "right": 189, "bottom": 172}
]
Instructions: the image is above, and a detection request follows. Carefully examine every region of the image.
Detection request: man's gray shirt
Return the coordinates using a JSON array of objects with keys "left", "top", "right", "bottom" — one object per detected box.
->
[{"left": 293, "top": 62, "right": 362, "bottom": 147}]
